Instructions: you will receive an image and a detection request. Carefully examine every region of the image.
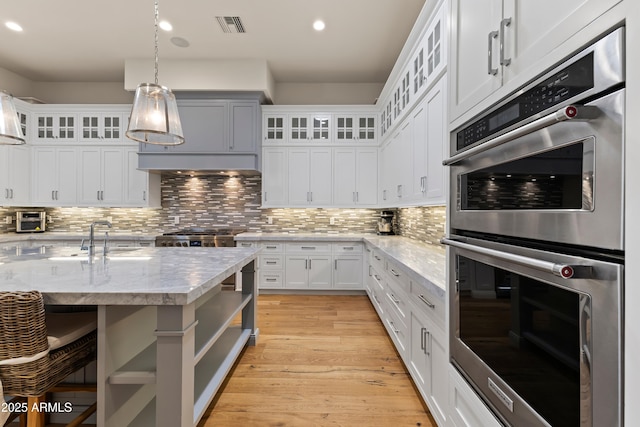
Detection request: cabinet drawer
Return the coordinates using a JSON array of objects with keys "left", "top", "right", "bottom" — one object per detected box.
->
[
  {"left": 386, "top": 279, "right": 409, "bottom": 329},
  {"left": 371, "top": 249, "right": 385, "bottom": 271},
  {"left": 260, "top": 242, "right": 283, "bottom": 252},
  {"left": 386, "top": 259, "right": 411, "bottom": 289},
  {"left": 333, "top": 243, "right": 363, "bottom": 253},
  {"left": 285, "top": 242, "right": 331, "bottom": 253},
  {"left": 370, "top": 265, "right": 385, "bottom": 293},
  {"left": 410, "top": 281, "right": 445, "bottom": 329},
  {"left": 259, "top": 271, "right": 283, "bottom": 288},
  {"left": 237, "top": 241, "right": 256, "bottom": 248},
  {"left": 385, "top": 307, "right": 408, "bottom": 355},
  {"left": 260, "top": 255, "right": 284, "bottom": 270}
]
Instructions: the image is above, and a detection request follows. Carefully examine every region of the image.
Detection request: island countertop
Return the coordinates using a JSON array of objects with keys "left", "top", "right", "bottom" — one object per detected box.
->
[{"left": 0, "top": 246, "right": 260, "bottom": 306}]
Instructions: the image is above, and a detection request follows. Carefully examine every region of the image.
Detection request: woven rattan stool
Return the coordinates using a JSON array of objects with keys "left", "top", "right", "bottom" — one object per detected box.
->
[{"left": 0, "top": 291, "right": 97, "bottom": 427}]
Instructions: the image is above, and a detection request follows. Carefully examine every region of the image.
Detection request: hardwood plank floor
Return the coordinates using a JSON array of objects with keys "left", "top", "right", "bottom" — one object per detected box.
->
[{"left": 197, "top": 294, "right": 437, "bottom": 427}]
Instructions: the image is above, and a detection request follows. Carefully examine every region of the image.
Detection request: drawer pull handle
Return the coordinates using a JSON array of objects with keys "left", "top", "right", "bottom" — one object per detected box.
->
[
  {"left": 390, "top": 321, "right": 399, "bottom": 334},
  {"left": 419, "top": 294, "right": 436, "bottom": 309},
  {"left": 343, "top": 247, "right": 354, "bottom": 250},
  {"left": 301, "top": 246, "right": 316, "bottom": 250},
  {"left": 374, "top": 255, "right": 381, "bottom": 261},
  {"left": 266, "top": 278, "right": 277, "bottom": 282},
  {"left": 266, "top": 261, "right": 277, "bottom": 265},
  {"left": 266, "top": 246, "right": 277, "bottom": 249},
  {"left": 374, "top": 274, "right": 382, "bottom": 281},
  {"left": 390, "top": 269, "right": 400, "bottom": 277},
  {"left": 390, "top": 294, "right": 400, "bottom": 305}
]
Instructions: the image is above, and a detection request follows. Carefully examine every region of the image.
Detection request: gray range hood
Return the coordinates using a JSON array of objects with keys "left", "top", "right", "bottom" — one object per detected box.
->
[{"left": 137, "top": 93, "right": 263, "bottom": 174}]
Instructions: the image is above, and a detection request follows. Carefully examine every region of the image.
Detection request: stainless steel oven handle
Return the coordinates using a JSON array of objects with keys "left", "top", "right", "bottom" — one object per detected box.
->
[
  {"left": 441, "top": 238, "right": 581, "bottom": 279},
  {"left": 443, "top": 105, "right": 601, "bottom": 166}
]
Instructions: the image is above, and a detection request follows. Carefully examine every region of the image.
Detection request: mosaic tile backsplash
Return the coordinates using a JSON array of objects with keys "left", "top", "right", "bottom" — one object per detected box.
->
[{"left": 0, "top": 175, "right": 445, "bottom": 245}]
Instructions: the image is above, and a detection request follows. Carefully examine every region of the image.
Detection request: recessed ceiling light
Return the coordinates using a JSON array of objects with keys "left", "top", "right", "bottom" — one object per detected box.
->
[
  {"left": 313, "top": 20, "right": 325, "bottom": 31},
  {"left": 6, "top": 22, "right": 23, "bottom": 32},
  {"left": 171, "top": 37, "right": 190, "bottom": 48},
  {"left": 159, "top": 20, "right": 173, "bottom": 31}
]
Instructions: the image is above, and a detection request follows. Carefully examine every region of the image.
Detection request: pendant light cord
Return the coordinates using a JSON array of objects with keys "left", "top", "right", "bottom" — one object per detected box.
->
[{"left": 154, "top": 0, "right": 159, "bottom": 85}]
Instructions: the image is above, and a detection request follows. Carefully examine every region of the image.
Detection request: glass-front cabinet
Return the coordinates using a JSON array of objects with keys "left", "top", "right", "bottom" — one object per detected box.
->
[
  {"left": 334, "top": 115, "right": 376, "bottom": 143},
  {"left": 288, "top": 114, "right": 331, "bottom": 142},
  {"left": 79, "top": 113, "right": 125, "bottom": 142},
  {"left": 34, "top": 113, "right": 77, "bottom": 142}
]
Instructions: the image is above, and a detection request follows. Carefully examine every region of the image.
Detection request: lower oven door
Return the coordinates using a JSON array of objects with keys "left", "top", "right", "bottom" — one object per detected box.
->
[{"left": 444, "top": 235, "right": 622, "bottom": 427}]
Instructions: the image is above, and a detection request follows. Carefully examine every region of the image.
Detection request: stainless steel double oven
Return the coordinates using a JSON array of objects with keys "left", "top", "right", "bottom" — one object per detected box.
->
[{"left": 443, "top": 28, "right": 625, "bottom": 427}]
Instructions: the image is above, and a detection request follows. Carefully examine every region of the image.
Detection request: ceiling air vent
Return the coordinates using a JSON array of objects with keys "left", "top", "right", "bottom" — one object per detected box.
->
[{"left": 216, "top": 16, "right": 246, "bottom": 34}]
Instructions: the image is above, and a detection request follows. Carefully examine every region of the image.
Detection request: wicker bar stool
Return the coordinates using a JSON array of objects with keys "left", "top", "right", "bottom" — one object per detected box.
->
[{"left": 0, "top": 291, "right": 97, "bottom": 427}]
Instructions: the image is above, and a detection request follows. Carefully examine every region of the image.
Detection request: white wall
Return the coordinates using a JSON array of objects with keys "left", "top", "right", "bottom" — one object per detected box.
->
[
  {"left": 32, "top": 82, "right": 133, "bottom": 104},
  {"left": 273, "top": 82, "right": 383, "bottom": 105},
  {"left": 0, "top": 66, "right": 34, "bottom": 98}
]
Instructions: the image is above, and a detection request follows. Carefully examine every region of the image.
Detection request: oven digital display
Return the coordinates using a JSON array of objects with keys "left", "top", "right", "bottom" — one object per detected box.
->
[
  {"left": 189, "top": 240, "right": 202, "bottom": 247},
  {"left": 456, "top": 53, "right": 595, "bottom": 150}
]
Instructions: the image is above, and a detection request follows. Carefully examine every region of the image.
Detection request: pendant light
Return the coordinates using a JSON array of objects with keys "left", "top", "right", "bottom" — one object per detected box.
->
[
  {"left": 0, "top": 91, "right": 26, "bottom": 145},
  {"left": 126, "top": 1, "right": 184, "bottom": 145}
]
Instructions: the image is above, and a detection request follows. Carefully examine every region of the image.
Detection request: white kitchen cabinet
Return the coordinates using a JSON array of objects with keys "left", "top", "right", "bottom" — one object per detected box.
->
[
  {"left": 332, "top": 243, "right": 364, "bottom": 290},
  {"left": 285, "top": 255, "right": 332, "bottom": 289},
  {"left": 263, "top": 114, "right": 287, "bottom": 143},
  {"left": 79, "top": 112, "right": 126, "bottom": 142},
  {"left": 449, "top": 366, "right": 503, "bottom": 427},
  {"left": 333, "top": 114, "right": 377, "bottom": 143},
  {"left": 0, "top": 145, "right": 31, "bottom": 206},
  {"left": 124, "top": 148, "right": 160, "bottom": 207},
  {"left": 288, "top": 114, "right": 331, "bottom": 142},
  {"left": 287, "top": 148, "right": 332, "bottom": 206},
  {"left": 450, "top": 0, "right": 622, "bottom": 120},
  {"left": 332, "top": 148, "right": 377, "bottom": 206},
  {"left": 409, "top": 310, "right": 448, "bottom": 427},
  {"left": 32, "top": 147, "right": 78, "bottom": 206},
  {"left": 77, "top": 147, "right": 124, "bottom": 205},
  {"left": 411, "top": 76, "right": 447, "bottom": 205},
  {"left": 383, "top": 120, "right": 412, "bottom": 205},
  {"left": 33, "top": 113, "right": 77, "bottom": 143},
  {"left": 262, "top": 147, "right": 288, "bottom": 207}
]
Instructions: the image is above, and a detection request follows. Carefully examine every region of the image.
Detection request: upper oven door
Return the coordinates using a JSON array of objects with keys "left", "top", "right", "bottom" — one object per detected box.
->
[{"left": 449, "top": 88, "right": 624, "bottom": 250}]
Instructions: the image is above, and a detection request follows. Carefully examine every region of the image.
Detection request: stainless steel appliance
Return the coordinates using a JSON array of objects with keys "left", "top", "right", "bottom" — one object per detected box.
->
[
  {"left": 155, "top": 228, "right": 246, "bottom": 248},
  {"left": 16, "top": 211, "right": 46, "bottom": 233},
  {"left": 445, "top": 27, "right": 624, "bottom": 251},
  {"left": 155, "top": 228, "right": 247, "bottom": 289},
  {"left": 443, "top": 28, "right": 625, "bottom": 427},
  {"left": 377, "top": 210, "right": 395, "bottom": 235}
]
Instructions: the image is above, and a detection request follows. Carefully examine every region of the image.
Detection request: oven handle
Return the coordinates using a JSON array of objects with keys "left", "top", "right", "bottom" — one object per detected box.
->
[
  {"left": 442, "top": 105, "right": 601, "bottom": 166},
  {"left": 441, "top": 238, "right": 581, "bottom": 279}
]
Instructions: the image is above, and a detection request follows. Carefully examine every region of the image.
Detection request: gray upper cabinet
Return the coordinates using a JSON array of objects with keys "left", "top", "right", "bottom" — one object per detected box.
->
[
  {"left": 174, "top": 100, "right": 228, "bottom": 152},
  {"left": 229, "top": 102, "right": 258, "bottom": 152},
  {"left": 137, "top": 96, "right": 262, "bottom": 171}
]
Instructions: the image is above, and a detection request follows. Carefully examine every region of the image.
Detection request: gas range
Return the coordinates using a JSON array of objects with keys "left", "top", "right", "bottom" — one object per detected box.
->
[{"left": 155, "top": 228, "right": 246, "bottom": 247}]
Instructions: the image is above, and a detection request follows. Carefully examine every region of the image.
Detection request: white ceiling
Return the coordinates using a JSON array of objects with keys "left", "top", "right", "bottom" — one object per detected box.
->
[{"left": 0, "top": 0, "right": 426, "bottom": 84}]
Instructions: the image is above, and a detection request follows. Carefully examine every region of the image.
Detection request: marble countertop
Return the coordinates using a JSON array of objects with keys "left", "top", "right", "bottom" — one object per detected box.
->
[
  {"left": 0, "top": 246, "right": 260, "bottom": 306},
  {"left": 235, "top": 232, "right": 446, "bottom": 292},
  {"left": 235, "top": 232, "right": 373, "bottom": 242},
  {"left": 0, "top": 232, "right": 156, "bottom": 245}
]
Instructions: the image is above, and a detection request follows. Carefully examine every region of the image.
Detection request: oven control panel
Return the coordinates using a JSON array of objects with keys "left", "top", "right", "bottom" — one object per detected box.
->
[{"left": 456, "top": 53, "right": 594, "bottom": 150}]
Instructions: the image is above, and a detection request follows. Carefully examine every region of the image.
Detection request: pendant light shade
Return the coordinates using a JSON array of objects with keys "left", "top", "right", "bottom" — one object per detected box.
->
[
  {"left": 126, "top": 83, "right": 184, "bottom": 145},
  {"left": 126, "top": 1, "right": 184, "bottom": 146},
  {"left": 0, "top": 91, "right": 26, "bottom": 145}
]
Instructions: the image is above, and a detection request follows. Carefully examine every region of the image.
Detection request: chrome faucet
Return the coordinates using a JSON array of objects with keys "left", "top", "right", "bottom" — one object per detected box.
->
[{"left": 88, "top": 220, "right": 112, "bottom": 256}]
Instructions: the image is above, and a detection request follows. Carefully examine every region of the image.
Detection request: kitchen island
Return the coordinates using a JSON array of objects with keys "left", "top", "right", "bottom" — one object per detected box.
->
[{"left": 0, "top": 246, "right": 260, "bottom": 427}]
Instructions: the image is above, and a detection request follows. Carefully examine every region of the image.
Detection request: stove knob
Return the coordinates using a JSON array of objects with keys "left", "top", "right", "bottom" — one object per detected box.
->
[{"left": 182, "top": 242, "right": 188, "bottom": 247}]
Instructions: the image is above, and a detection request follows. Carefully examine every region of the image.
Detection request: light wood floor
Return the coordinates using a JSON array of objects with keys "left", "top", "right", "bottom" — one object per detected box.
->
[{"left": 197, "top": 294, "right": 437, "bottom": 427}]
